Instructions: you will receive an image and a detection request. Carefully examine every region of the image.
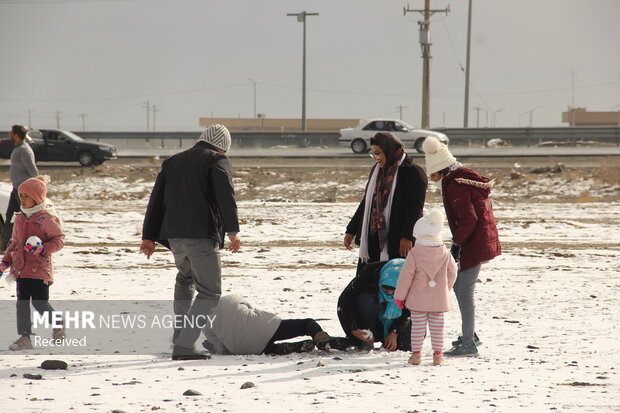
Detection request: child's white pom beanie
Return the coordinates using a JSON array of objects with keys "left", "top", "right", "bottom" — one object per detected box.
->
[
  {"left": 423, "top": 136, "right": 457, "bottom": 174},
  {"left": 413, "top": 208, "right": 445, "bottom": 243}
]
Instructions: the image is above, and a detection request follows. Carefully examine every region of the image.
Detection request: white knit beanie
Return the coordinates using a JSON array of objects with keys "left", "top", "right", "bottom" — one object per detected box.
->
[
  {"left": 422, "top": 136, "right": 457, "bottom": 174},
  {"left": 413, "top": 208, "right": 445, "bottom": 243},
  {"left": 199, "top": 124, "right": 232, "bottom": 152}
]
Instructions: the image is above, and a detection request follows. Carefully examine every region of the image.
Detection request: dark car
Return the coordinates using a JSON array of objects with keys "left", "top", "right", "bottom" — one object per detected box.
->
[{"left": 0, "top": 129, "right": 117, "bottom": 166}]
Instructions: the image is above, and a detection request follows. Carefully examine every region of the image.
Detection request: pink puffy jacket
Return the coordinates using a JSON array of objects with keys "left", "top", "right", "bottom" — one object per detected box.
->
[
  {"left": 394, "top": 244, "right": 457, "bottom": 313},
  {"left": 2, "top": 210, "right": 65, "bottom": 284}
]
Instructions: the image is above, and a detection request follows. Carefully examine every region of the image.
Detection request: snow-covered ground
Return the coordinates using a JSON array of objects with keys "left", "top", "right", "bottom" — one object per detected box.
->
[{"left": 0, "top": 172, "right": 619, "bottom": 412}]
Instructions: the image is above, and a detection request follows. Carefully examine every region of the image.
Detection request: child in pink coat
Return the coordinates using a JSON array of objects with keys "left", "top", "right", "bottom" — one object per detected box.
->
[
  {"left": 0, "top": 176, "right": 65, "bottom": 350},
  {"left": 394, "top": 208, "right": 457, "bottom": 366}
]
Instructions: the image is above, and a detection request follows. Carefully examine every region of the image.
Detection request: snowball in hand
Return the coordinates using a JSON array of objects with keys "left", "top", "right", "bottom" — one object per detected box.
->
[
  {"left": 26, "top": 236, "right": 43, "bottom": 247},
  {"left": 360, "top": 329, "right": 373, "bottom": 340}
]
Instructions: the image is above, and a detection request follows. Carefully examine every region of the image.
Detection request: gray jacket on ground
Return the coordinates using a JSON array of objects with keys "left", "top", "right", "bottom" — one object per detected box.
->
[
  {"left": 203, "top": 294, "right": 281, "bottom": 355},
  {"left": 10, "top": 142, "right": 38, "bottom": 187}
]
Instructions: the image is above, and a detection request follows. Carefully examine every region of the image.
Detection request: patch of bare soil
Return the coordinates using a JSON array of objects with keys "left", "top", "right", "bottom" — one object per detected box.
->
[{"left": 33, "top": 158, "right": 620, "bottom": 204}]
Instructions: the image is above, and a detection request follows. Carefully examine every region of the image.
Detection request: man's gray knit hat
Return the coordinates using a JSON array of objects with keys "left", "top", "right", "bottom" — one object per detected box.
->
[{"left": 199, "top": 124, "right": 231, "bottom": 152}]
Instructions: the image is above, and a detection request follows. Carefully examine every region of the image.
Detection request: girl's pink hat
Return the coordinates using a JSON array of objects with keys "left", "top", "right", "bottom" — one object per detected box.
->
[{"left": 18, "top": 176, "right": 50, "bottom": 204}]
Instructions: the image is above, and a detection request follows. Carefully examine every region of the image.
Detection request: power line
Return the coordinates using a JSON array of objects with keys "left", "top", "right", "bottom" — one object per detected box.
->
[
  {"left": 263, "top": 79, "right": 620, "bottom": 98},
  {"left": 0, "top": 83, "right": 248, "bottom": 103},
  {"left": 0, "top": 78, "right": 617, "bottom": 106},
  {"left": 0, "top": 0, "right": 141, "bottom": 4}
]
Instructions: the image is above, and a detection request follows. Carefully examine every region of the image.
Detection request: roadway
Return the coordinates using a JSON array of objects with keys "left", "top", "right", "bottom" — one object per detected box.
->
[
  {"left": 0, "top": 145, "right": 618, "bottom": 170},
  {"left": 117, "top": 145, "right": 620, "bottom": 159}
]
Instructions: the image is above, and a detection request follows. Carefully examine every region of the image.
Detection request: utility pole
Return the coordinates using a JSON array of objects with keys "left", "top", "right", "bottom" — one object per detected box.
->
[
  {"left": 26, "top": 109, "right": 32, "bottom": 127},
  {"left": 79, "top": 114, "right": 87, "bottom": 131},
  {"left": 463, "top": 0, "right": 472, "bottom": 127},
  {"left": 287, "top": 11, "right": 319, "bottom": 132},
  {"left": 396, "top": 105, "right": 407, "bottom": 120},
  {"left": 492, "top": 108, "right": 503, "bottom": 127},
  {"left": 570, "top": 71, "right": 575, "bottom": 127},
  {"left": 529, "top": 106, "right": 543, "bottom": 127},
  {"left": 249, "top": 77, "right": 259, "bottom": 119},
  {"left": 152, "top": 105, "right": 160, "bottom": 132},
  {"left": 518, "top": 111, "right": 528, "bottom": 127},
  {"left": 142, "top": 101, "right": 150, "bottom": 132},
  {"left": 473, "top": 106, "right": 482, "bottom": 128},
  {"left": 404, "top": 1, "right": 450, "bottom": 129},
  {"left": 54, "top": 111, "right": 61, "bottom": 129}
]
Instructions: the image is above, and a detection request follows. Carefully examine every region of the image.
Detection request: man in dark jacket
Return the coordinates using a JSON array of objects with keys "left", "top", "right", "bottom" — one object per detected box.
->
[
  {"left": 422, "top": 136, "right": 501, "bottom": 358},
  {"left": 140, "top": 124, "right": 240, "bottom": 360}
]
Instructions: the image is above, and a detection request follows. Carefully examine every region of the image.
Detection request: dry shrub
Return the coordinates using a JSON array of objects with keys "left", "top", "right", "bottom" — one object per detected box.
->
[
  {"left": 576, "top": 191, "right": 596, "bottom": 203},
  {"left": 596, "top": 158, "right": 620, "bottom": 185}
]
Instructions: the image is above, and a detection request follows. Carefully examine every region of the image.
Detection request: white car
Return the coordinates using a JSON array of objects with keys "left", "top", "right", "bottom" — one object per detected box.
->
[
  {"left": 338, "top": 119, "right": 449, "bottom": 154},
  {"left": 0, "top": 182, "right": 12, "bottom": 233}
]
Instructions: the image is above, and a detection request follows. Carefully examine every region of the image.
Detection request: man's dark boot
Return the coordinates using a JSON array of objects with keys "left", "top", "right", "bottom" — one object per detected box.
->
[
  {"left": 172, "top": 345, "right": 210, "bottom": 360},
  {"left": 313, "top": 331, "right": 351, "bottom": 351},
  {"left": 271, "top": 340, "right": 315, "bottom": 355},
  {"left": 201, "top": 340, "right": 215, "bottom": 352}
]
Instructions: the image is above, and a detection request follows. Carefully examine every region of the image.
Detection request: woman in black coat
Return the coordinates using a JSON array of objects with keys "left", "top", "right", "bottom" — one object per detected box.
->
[
  {"left": 337, "top": 260, "right": 411, "bottom": 351},
  {"left": 343, "top": 132, "right": 427, "bottom": 271}
]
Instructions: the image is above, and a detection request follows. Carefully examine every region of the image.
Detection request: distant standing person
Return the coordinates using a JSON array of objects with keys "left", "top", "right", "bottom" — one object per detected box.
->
[
  {"left": 343, "top": 132, "right": 427, "bottom": 271},
  {"left": 422, "top": 136, "right": 501, "bottom": 357},
  {"left": 140, "top": 124, "right": 241, "bottom": 360},
  {"left": 1, "top": 125, "right": 39, "bottom": 252}
]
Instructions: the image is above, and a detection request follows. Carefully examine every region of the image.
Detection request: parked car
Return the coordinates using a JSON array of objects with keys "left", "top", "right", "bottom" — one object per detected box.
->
[
  {"left": 338, "top": 119, "right": 449, "bottom": 154},
  {"left": 0, "top": 181, "right": 12, "bottom": 235},
  {"left": 0, "top": 129, "right": 117, "bottom": 166}
]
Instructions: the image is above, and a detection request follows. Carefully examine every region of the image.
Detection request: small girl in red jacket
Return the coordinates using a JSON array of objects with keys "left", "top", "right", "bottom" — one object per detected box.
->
[
  {"left": 394, "top": 208, "right": 457, "bottom": 366},
  {"left": 0, "top": 176, "right": 65, "bottom": 351}
]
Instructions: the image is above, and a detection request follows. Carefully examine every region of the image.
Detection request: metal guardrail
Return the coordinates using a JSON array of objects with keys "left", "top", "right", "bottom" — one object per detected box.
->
[
  {"left": 434, "top": 126, "right": 620, "bottom": 147},
  {"left": 78, "top": 127, "right": 620, "bottom": 149},
  {"left": 78, "top": 131, "right": 338, "bottom": 150}
]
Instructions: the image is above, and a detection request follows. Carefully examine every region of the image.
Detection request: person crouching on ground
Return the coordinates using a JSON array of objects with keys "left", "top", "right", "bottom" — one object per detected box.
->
[
  {"left": 394, "top": 208, "right": 457, "bottom": 366},
  {"left": 1, "top": 176, "right": 65, "bottom": 350},
  {"left": 337, "top": 258, "right": 412, "bottom": 351},
  {"left": 422, "top": 136, "right": 501, "bottom": 357},
  {"left": 202, "top": 294, "right": 349, "bottom": 355}
]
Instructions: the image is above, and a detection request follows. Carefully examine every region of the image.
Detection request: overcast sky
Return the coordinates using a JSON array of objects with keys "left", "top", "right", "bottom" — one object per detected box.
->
[{"left": 1, "top": 0, "right": 619, "bottom": 132}]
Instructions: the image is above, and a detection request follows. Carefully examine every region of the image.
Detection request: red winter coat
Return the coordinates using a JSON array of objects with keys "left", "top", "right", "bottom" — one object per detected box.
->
[
  {"left": 2, "top": 210, "right": 65, "bottom": 283},
  {"left": 441, "top": 167, "right": 501, "bottom": 271}
]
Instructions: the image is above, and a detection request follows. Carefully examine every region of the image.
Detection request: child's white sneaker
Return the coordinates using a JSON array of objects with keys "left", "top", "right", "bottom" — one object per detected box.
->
[{"left": 9, "top": 336, "right": 33, "bottom": 351}]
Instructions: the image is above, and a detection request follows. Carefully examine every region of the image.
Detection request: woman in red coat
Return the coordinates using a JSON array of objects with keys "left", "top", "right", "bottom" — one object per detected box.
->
[{"left": 422, "top": 137, "right": 501, "bottom": 357}]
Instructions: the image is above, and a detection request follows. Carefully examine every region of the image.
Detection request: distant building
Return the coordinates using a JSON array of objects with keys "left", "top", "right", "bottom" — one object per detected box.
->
[
  {"left": 198, "top": 117, "right": 362, "bottom": 132},
  {"left": 562, "top": 107, "right": 620, "bottom": 126}
]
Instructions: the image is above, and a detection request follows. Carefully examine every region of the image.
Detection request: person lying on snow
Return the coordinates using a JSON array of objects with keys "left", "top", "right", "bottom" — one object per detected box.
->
[{"left": 200, "top": 294, "right": 349, "bottom": 356}]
